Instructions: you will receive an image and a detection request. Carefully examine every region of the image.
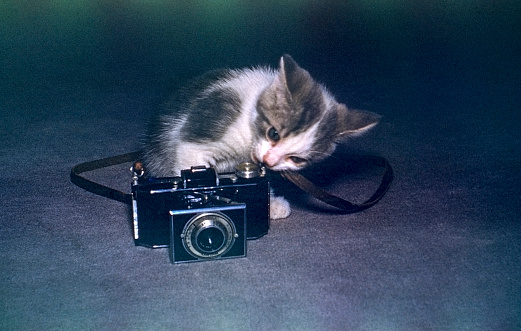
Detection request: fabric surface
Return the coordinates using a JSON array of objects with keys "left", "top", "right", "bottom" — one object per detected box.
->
[
  {"left": 2, "top": 79, "right": 519, "bottom": 331},
  {"left": 2, "top": 3, "right": 520, "bottom": 330}
]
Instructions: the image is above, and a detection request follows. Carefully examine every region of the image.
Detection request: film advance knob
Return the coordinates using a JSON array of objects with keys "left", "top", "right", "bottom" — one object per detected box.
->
[{"left": 235, "top": 162, "right": 260, "bottom": 179}]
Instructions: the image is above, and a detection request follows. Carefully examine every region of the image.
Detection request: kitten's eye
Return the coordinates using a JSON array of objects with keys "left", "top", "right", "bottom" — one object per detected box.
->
[
  {"left": 288, "top": 156, "right": 307, "bottom": 165},
  {"left": 267, "top": 127, "right": 280, "bottom": 142}
]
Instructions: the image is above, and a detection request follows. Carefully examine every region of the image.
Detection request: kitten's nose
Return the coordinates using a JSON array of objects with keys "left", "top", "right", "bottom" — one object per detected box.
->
[
  {"left": 262, "top": 151, "right": 282, "bottom": 167},
  {"left": 262, "top": 156, "right": 271, "bottom": 167}
]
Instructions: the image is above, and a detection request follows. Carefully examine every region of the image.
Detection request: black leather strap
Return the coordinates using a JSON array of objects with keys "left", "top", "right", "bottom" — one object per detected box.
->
[
  {"left": 70, "top": 151, "right": 141, "bottom": 205},
  {"left": 281, "top": 155, "right": 393, "bottom": 213},
  {"left": 70, "top": 151, "right": 392, "bottom": 213}
]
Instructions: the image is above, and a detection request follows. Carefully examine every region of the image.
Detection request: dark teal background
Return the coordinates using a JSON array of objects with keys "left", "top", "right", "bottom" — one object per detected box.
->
[{"left": 2, "top": 1, "right": 519, "bottom": 92}]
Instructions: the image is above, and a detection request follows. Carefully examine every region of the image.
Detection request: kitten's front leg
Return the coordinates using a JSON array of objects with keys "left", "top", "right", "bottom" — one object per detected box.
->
[{"left": 270, "top": 189, "right": 291, "bottom": 219}]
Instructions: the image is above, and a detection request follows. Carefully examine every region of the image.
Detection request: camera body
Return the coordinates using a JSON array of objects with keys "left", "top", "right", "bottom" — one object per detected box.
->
[{"left": 131, "top": 163, "right": 270, "bottom": 263}]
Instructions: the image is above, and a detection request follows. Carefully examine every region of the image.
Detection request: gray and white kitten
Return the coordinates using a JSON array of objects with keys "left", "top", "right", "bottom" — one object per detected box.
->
[{"left": 143, "top": 55, "right": 380, "bottom": 219}]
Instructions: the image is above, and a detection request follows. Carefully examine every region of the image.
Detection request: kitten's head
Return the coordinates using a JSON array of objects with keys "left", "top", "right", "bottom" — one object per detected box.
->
[{"left": 252, "top": 54, "right": 380, "bottom": 171}]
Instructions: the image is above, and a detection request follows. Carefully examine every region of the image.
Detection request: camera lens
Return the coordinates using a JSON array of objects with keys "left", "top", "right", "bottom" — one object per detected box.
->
[
  {"left": 182, "top": 212, "right": 236, "bottom": 259},
  {"left": 196, "top": 227, "right": 225, "bottom": 253}
]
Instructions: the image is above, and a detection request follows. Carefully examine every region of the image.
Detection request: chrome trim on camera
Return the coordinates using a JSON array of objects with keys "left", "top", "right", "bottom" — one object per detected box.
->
[
  {"left": 132, "top": 198, "right": 139, "bottom": 240},
  {"left": 150, "top": 188, "right": 177, "bottom": 194},
  {"left": 235, "top": 162, "right": 261, "bottom": 179}
]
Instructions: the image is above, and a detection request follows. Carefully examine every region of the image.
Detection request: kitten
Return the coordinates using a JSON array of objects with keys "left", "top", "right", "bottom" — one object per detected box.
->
[{"left": 143, "top": 55, "right": 380, "bottom": 219}]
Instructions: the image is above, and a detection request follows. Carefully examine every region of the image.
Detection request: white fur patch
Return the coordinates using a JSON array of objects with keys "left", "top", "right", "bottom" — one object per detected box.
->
[
  {"left": 212, "top": 68, "right": 275, "bottom": 112},
  {"left": 165, "top": 115, "right": 188, "bottom": 150},
  {"left": 270, "top": 195, "right": 291, "bottom": 219}
]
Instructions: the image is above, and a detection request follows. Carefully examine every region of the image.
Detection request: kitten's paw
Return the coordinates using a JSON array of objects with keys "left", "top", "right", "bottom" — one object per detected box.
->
[{"left": 270, "top": 196, "right": 291, "bottom": 220}]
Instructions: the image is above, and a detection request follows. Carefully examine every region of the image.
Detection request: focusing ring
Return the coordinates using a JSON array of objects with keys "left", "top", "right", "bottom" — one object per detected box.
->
[{"left": 181, "top": 212, "right": 237, "bottom": 259}]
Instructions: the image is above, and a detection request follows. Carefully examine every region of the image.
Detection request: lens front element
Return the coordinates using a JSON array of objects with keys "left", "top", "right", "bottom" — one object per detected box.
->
[
  {"left": 182, "top": 213, "right": 237, "bottom": 259},
  {"left": 197, "top": 227, "right": 225, "bottom": 253}
]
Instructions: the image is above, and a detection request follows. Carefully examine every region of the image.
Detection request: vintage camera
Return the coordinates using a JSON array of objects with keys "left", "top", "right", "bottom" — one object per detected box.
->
[{"left": 131, "top": 162, "right": 270, "bottom": 264}]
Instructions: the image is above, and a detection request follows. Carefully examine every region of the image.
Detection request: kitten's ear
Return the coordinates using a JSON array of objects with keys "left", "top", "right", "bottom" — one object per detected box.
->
[
  {"left": 278, "top": 54, "right": 314, "bottom": 97},
  {"left": 335, "top": 104, "right": 381, "bottom": 141}
]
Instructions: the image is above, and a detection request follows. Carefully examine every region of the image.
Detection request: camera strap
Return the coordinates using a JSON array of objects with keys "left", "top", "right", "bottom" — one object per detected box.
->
[
  {"left": 70, "top": 151, "right": 393, "bottom": 213},
  {"left": 70, "top": 151, "right": 141, "bottom": 205},
  {"left": 280, "top": 154, "right": 393, "bottom": 213}
]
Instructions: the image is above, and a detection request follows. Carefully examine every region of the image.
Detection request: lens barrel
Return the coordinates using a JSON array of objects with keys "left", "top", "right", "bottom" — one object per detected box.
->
[{"left": 181, "top": 212, "right": 237, "bottom": 259}]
